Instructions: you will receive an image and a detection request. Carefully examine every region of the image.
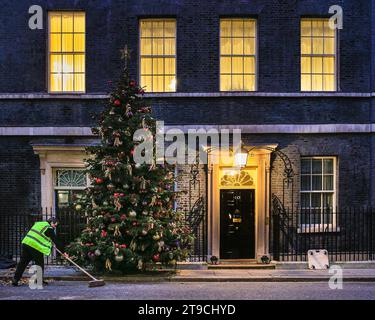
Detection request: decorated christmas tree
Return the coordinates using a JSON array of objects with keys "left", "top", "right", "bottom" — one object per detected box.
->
[{"left": 67, "top": 59, "right": 193, "bottom": 273}]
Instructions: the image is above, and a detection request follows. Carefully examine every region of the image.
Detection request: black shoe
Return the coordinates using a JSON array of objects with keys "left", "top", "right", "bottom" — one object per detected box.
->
[{"left": 11, "top": 279, "right": 18, "bottom": 286}]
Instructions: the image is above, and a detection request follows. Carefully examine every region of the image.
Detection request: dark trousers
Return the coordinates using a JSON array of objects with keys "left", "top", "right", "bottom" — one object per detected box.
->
[{"left": 14, "top": 244, "right": 44, "bottom": 282}]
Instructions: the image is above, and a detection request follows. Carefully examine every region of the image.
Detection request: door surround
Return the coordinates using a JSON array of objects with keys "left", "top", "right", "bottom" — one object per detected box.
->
[
  {"left": 207, "top": 144, "right": 276, "bottom": 262},
  {"left": 32, "top": 145, "right": 86, "bottom": 210}
]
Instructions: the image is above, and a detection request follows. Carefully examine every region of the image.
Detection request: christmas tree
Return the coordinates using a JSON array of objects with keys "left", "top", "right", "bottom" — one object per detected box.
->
[{"left": 67, "top": 63, "right": 193, "bottom": 273}]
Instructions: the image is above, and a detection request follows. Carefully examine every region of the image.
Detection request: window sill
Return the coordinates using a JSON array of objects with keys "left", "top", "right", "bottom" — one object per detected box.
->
[
  {"left": 297, "top": 226, "right": 340, "bottom": 234},
  {"left": 0, "top": 92, "right": 371, "bottom": 100}
]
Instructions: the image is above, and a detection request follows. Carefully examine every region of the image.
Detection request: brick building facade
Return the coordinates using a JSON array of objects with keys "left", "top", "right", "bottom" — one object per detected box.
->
[{"left": 0, "top": 0, "right": 374, "bottom": 262}]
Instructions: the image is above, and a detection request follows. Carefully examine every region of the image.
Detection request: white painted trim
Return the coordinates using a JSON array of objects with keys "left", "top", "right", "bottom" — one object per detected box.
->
[
  {"left": 167, "top": 124, "right": 375, "bottom": 134},
  {"left": 0, "top": 94, "right": 107, "bottom": 99},
  {"left": 0, "top": 124, "right": 375, "bottom": 136},
  {"left": 0, "top": 92, "right": 374, "bottom": 99},
  {"left": 0, "top": 127, "right": 93, "bottom": 136}
]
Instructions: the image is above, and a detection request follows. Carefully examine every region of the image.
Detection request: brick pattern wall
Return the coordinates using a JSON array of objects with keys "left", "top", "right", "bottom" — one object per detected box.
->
[{"left": 0, "top": 137, "right": 40, "bottom": 214}]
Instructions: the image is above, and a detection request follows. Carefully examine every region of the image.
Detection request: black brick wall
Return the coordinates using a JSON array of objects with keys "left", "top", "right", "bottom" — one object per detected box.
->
[
  {"left": 0, "top": 0, "right": 371, "bottom": 93},
  {"left": 0, "top": 0, "right": 374, "bottom": 210},
  {"left": 0, "top": 137, "right": 40, "bottom": 213}
]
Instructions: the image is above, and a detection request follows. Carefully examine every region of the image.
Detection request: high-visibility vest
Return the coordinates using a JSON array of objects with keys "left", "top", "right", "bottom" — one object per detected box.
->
[{"left": 22, "top": 221, "right": 53, "bottom": 255}]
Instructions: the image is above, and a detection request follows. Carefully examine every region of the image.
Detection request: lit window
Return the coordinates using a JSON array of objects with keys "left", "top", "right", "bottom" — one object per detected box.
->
[
  {"left": 49, "top": 12, "right": 85, "bottom": 93},
  {"left": 140, "top": 19, "right": 176, "bottom": 92},
  {"left": 301, "top": 19, "right": 336, "bottom": 91},
  {"left": 54, "top": 169, "right": 89, "bottom": 209},
  {"left": 220, "top": 18, "right": 257, "bottom": 91},
  {"left": 300, "top": 157, "right": 336, "bottom": 228}
]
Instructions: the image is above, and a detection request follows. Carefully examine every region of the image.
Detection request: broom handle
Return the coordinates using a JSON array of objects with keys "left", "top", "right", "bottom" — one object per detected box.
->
[{"left": 55, "top": 248, "right": 99, "bottom": 281}]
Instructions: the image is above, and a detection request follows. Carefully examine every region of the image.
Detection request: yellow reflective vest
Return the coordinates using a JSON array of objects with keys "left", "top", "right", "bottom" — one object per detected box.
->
[{"left": 22, "top": 221, "right": 53, "bottom": 255}]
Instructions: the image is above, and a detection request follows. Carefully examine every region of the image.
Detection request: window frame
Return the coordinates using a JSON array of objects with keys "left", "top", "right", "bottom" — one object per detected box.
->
[
  {"left": 47, "top": 11, "right": 86, "bottom": 94},
  {"left": 219, "top": 17, "right": 258, "bottom": 92},
  {"left": 299, "top": 156, "right": 338, "bottom": 233},
  {"left": 138, "top": 18, "right": 177, "bottom": 93},
  {"left": 53, "top": 168, "right": 90, "bottom": 191},
  {"left": 300, "top": 18, "right": 338, "bottom": 92}
]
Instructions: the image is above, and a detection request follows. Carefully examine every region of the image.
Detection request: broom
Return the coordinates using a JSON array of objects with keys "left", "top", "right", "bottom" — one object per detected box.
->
[{"left": 55, "top": 248, "right": 105, "bottom": 288}]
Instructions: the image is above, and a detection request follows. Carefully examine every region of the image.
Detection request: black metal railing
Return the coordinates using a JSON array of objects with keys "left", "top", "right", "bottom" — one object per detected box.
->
[
  {"left": 185, "top": 197, "right": 207, "bottom": 262},
  {"left": 0, "top": 208, "right": 86, "bottom": 264},
  {"left": 270, "top": 204, "right": 375, "bottom": 262}
]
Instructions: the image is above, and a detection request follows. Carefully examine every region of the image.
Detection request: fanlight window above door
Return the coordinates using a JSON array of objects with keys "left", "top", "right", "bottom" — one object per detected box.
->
[
  {"left": 220, "top": 170, "right": 254, "bottom": 187},
  {"left": 55, "top": 169, "right": 87, "bottom": 188}
]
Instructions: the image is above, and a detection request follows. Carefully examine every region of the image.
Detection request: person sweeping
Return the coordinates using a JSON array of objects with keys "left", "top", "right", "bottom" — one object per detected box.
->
[{"left": 12, "top": 217, "right": 68, "bottom": 286}]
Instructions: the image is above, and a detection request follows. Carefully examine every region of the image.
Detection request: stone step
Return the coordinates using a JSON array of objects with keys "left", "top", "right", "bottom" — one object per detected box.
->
[
  {"left": 218, "top": 259, "right": 258, "bottom": 264},
  {"left": 208, "top": 263, "right": 276, "bottom": 270}
]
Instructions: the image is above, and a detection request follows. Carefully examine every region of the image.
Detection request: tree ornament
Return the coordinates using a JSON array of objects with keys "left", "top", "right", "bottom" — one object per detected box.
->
[
  {"left": 126, "top": 163, "right": 132, "bottom": 176},
  {"left": 94, "top": 178, "right": 104, "bottom": 184},
  {"left": 105, "top": 258, "right": 112, "bottom": 271},
  {"left": 129, "top": 210, "right": 137, "bottom": 218},
  {"left": 107, "top": 183, "right": 115, "bottom": 191},
  {"left": 142, "top": 210, "right": 148, "bottom": 216},
  {"left": 152, "top": 254, "right": 160, "bottom": 262},
  {"left": 118, "top": 151, "right": 126, "bottom": 159},
  {"left": 139, "top": 177, "right": 147, "bottom": 190},
  {"left": 101, "top": 230, "right": 107, "bottom": 238},
  {"left": 115, "top": 254, "right": 124, "bottom": 262},
  {"left": 149, "top": 158, "right": 156, "bottom": 171},
  {"left": 114, "top": 197, "right": 122, "bottom": 211},
  {"left": 125, "top": 104, "right": 133, "bottom": 117},
  {"left": 137, "top": 259, "right": 143, "bottom": 270},
  {"left": 153, "top": 233, "right": 160, "bottom": 241},
  {"left": 75, "top": 204, "right": 82, "bottom": 211},
  {"left": 150, "top": 196, "right": 157, "bottom": 206},
  {"left": 95, "top": 249, "right": 101, "bottom": 256},
  {"left": 114, "top": 99, "right": 121, "bottom": 106},
  {"left": 114, "top": 225, "right": 122, "bottom": 237},
  {"left": 141, "top": 229, "right": 148, "bottom": 236}
]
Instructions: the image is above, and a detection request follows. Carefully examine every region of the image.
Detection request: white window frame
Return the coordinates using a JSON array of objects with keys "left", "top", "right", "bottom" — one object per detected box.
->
[
  {"left": 138, "top": 18, "right": 177, "bottom": 93},
  {"left": 299, "top": 156, "right": 338, "bottom": 233},
  {"left": 300, "top": 18, "right": 337, "bottom": 92},
  {"left": 48, "top": 11, "right": 86, "bottom": 94},
  {"left": 53, "top": 168, "right": 90, "bottom": 191},
  {"left": 219, "top": 18, "right": 258, "bottom": 92}
]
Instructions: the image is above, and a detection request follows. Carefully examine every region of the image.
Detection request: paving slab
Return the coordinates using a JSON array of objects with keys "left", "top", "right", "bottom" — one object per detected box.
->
[{"left": 1, "top": 266, "right": 375, "bottom": 283}]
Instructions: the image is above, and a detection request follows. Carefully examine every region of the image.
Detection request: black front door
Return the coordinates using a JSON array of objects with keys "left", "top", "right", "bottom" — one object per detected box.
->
[{"left": 220, "top": 189, "right": 255, "bottom": 259}]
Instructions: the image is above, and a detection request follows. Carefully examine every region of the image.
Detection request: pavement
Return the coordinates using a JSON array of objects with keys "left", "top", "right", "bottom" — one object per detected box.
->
[
  {"left": 1, "top": 265, "right": 375, "bottom": 283},
  {"left": 2, "top": 281, "right": 375, "bottom": 300}
]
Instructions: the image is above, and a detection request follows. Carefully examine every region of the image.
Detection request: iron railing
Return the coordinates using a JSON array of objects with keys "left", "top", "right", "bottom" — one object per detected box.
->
[
  {"left": 185, "top": 197, "right": 207, "bottom": 262},
  {"left": 270, "top": 202, "right": 375, "bottom": 262},
  {"left": 0, "top": 208, "right": 86, "bottom": 264}
]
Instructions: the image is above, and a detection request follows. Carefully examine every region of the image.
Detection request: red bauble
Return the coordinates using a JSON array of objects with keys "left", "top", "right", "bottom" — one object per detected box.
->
[
  {"left": 120, "top": 214, "right": 127, "bottom": 220},
  {"left": 114, "top": 99, "right": 121, "bottom": 106},
  {"left": 152, "top": 254, "right": 160, "bottom": 262},
  {"left": 114, "top": 193, "right": 125, "bottom": 198},
  {"left": 120, "top": 244, "right": 127, "bottom": 248},
  {"left": 101, "top": 230, "right": 107, "bottom": 238},
  {"left": 132, "top": 221, "right": 138, "bottom": 227},
  {"left": 130, "top": 149, "right": 135, "bottom": 156},
  {"left": 111, "top": 217, "right": 116, "bottom": 222},
  {"left": 138, "top": 89, "right": 145, "bottom": 95},
  {"left": 129, "top": 80, "right": 137, "bottom": 87},
  {"left": 95, "top": 178, "right": 103, "bottom": 184}
]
